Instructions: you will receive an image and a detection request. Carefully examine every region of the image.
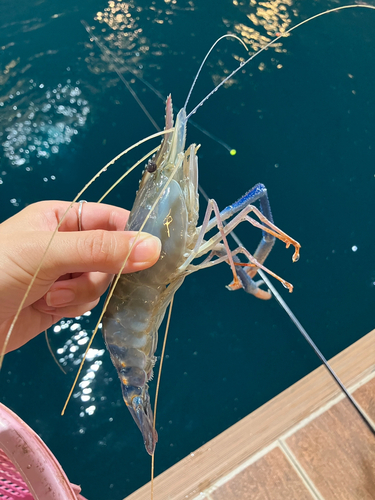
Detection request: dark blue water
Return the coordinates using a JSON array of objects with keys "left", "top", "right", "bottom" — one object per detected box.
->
[{"left": 1, "top": 1, "right": 375, "bottom": 499}]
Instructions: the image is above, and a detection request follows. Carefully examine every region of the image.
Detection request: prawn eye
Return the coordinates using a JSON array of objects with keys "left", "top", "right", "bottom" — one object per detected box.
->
[{"left": 147, "top": 160, "right": 157, "bottom": 173}]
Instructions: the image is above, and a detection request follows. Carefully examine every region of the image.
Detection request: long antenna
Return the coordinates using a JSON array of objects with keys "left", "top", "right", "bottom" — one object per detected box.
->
[
  {"left": 186, "top": 4, "right": 375, "bottom": 120},
  {"left": 183, "top": 34, "right": 248, "bottom": 111}
]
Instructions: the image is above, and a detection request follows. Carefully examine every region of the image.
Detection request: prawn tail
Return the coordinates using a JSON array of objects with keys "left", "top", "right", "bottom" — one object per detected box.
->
[
  {"left": 106, "top": 342, "right": 158, "bottom": 455},
  {"left": 123, "top": 383, "right": 158, "bottom": 456}
]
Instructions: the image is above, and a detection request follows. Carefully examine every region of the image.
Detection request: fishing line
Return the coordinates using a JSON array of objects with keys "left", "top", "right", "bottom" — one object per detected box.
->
[
  {"left": 195, "top": 5, "right": 375, "bottom": 435},
  {"left": 81, "top": 20, "right": 160, "bottom": 131}
]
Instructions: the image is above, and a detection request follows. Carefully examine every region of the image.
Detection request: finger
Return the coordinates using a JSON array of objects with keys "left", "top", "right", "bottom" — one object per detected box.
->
[
  {"left": 35, "top": 229, "right": 161, "bottom": 279},
  {"left": 36, "top": 272, "right": 112, "bottom": 309},
  {"left": 56, "top": 201, "right": 130, "bottom": 232},
  {"left": 32, "top": 299, "right": 100, "bottom": 321},
  {"left": 1, "top": 201, "right": 129, "bottom": 233}
]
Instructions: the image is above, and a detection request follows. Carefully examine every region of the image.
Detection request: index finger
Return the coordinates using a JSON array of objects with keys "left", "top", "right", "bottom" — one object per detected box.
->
[
  {"left": 2, "top": 201, "right": 130, "bottom": 233},
  {"left": 56, "top": 201, "right": 130, "bottom": 232}
]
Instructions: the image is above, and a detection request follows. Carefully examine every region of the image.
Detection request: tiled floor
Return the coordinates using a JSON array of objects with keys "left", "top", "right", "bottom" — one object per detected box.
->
[
  {"left": 210, "top": 446, "right": 315, "bottom": 500},
  {"left": 284, "top": 398, "right": 375, "bottom": 500},
  {"left": 208, "top": 381, "right": 375, "bottom": 500},
  {"left": 125, "top": 330, "right": 375, "bottom": 500}
]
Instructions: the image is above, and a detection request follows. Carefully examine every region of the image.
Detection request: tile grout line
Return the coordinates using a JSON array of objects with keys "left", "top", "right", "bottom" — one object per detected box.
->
[
  {"left": 281, "top": 392, "right": 346, "bottom": 440},
  {"left": 278, "top": 367, "right": 375, "bottom": 441},
  {"left": 199, "top": 440, "right": 280, "bottom": 497},
  {"left": 199, "top": 389, "right": 346, "bottom": 497},
  {"left": 348, "top": 366, "right": 375, "bottom": 393},
  {"left": 347, "top": 368, "right": 375, "bottom": 431},
  {"left": 279, "top": 439, "right": 325, "bottom": 500}
]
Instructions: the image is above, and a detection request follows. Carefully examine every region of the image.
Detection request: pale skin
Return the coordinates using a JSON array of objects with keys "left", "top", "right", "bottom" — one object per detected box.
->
[{"left": 0, "top": 201, "right": 161, "bottom": 353}]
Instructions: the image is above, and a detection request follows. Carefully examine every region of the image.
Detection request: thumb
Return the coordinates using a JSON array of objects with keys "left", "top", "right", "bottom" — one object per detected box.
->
[{"left": 38, "top": 229, "right": 161, "bottom": 280}]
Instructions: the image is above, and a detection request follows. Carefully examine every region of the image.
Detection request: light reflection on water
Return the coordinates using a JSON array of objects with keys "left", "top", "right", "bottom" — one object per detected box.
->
[
  {"left": 0, "top": 80, "right": 90, "bottom": 167},
  {"left": 51, "top": 311, "right": 106, "bottom": 419},
  {"left": 0, "top": 0, "right": 295, "bottom": 179}
]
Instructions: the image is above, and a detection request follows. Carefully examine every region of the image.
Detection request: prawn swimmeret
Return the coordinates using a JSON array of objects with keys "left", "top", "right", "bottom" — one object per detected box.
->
[{"left": 102, "top": 95, "right": 300, "bottom": 455}]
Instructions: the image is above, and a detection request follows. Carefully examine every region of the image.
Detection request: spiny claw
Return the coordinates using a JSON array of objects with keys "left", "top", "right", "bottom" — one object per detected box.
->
[
  {"left": 281, "top": 239, "right": 300, "bottom": 263},
  {"left": 281, "top": 280, "right": 294, "bottom": 293},
  {"left": 292, "top": 247, "right": 300, "bottom": 262}
]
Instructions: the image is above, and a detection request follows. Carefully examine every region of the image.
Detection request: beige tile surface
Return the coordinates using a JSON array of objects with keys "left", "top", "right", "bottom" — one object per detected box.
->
[
  {"left": 286, "top": 397, "right": 375, "bottom": 499},
  {"left": 210, "top": 446, "right": 315, "bottom": 500},
  {"left": 353, "top": 376, "right": 375, "bottom": 421}
]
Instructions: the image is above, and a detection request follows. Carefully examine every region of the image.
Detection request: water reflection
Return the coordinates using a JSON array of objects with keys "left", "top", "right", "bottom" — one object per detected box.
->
[
  {"left": 0, "top": 0, "right": 296, "bottom": 174},
  {"left": 85, "top": 1, "right": 159, "bottom": 86},
  {"left": 3, "top": 1, "right": 374, "bottom": 498},
  {"left": 230, "top": 0, "right": 293, "bottom": 68},
  {"left": 86, "top": 0, "right": 294, "bottom": 106},
  {"left": 51, "top": 311, "right": 106, "bottom": 418},
  {"left": 0, "top": 0, "right": 300, "bottom": 428},
  {"left": 0, "top": 79, "right": 90, "bottom": 167},
  {"left": 233, "top": 0, "right": 293, "bottom": 40}
]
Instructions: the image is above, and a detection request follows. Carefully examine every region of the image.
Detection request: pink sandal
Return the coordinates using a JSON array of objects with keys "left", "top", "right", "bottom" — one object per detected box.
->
[{"left": 0, "top": 403, "right": 87, "bottom": 500}]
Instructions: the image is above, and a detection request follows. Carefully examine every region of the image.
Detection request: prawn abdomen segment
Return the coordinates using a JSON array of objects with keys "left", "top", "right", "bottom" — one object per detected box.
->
[
  {"left": 103, "top": 276, "right": 167, "bottom": 370},
  {"left": 103, "top": 266, "right": 186, "bottom": 454}
]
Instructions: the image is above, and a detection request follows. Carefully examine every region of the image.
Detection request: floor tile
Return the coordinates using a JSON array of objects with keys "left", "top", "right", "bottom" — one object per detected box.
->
[
  {"left": 286, "top": 398, "right": 375, "bottom": 499},
  {"left": 211, "top": 446, "right": 315, "bottom": 500}
]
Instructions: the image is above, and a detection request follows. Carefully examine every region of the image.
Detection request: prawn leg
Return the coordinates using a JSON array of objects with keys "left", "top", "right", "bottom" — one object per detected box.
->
[
  {"left": 204, "top": 183, "right": 300, "bottom": 262},
  {"left": 181, "top": 186, "right": 300, "bottom": 296}
]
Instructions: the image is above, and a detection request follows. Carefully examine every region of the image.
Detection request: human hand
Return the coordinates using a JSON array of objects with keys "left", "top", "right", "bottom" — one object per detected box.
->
[{"left": 0, "top": 201, "right": 161, "bottom": 353}]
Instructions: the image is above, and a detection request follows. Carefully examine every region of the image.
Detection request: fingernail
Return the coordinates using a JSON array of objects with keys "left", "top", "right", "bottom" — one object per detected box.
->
[
  {"left": 46, "top": 289, "right": 76, "bottom": 307},
  {"left": 130, "top": 235, "right": 161, "bottom": 263}
]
